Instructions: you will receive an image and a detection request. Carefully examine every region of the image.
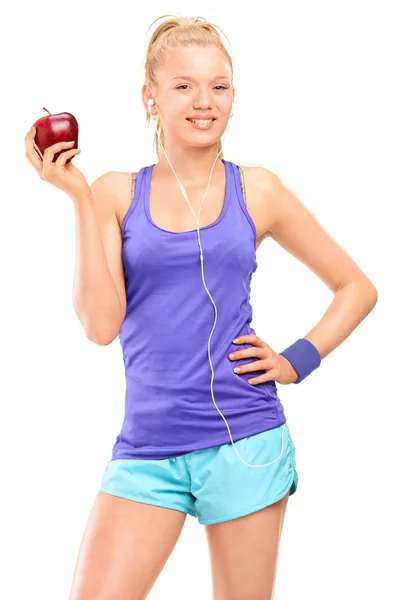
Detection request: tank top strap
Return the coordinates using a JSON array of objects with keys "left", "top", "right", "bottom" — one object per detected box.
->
[
  {"left": 227, "top": 161, "right": 247, "bottom": 208},
  {"left": 227, "top": 160, "right": 257, "bottom": 245},
  {"left": 237, "top": 165, "right": 247, "bottom": 206},
  {"left": 121, "top": 165, "right": 149, "bottom": 235}
]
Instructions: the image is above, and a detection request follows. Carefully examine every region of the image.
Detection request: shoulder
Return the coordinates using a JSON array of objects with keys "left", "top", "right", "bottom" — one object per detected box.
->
[
  {"left": 89, "top": 171, "right": 138, "bottom": 228},
  {"left": 238, "top": 165, "right": 280, "bottom": 193}
]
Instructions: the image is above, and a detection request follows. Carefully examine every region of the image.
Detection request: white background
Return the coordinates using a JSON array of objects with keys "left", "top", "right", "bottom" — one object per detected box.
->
[{"left": 1, "top": 1, "right": 398, "bottom": 598}]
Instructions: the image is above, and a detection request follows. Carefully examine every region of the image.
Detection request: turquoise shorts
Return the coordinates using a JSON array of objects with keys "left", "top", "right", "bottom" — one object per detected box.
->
[{"left": 100, "top": 421, "right": 298, "bottom": 525}]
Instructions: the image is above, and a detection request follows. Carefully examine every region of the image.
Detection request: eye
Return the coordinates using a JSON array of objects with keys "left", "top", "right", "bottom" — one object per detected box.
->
[{"left": 176, "top": 85, "right": 228, "bottom": 90}]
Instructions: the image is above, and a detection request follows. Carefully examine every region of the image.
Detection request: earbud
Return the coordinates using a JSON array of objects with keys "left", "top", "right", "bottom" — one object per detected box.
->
[{"left": 147, "top": 99, "right": 155, "bottom": 116}]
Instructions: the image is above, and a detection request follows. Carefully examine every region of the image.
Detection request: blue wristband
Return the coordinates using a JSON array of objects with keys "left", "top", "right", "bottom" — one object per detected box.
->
[{"left": 279, "top": 338, "right": 321, "bottom": 384}]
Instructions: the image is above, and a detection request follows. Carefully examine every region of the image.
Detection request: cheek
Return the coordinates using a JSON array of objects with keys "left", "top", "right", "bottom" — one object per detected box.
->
[
  {"left": 167, "top": 105, "right": 189, "bottom": 124},
  {"left": 218, "top": 95, "right": 232, "bottom": 109}
]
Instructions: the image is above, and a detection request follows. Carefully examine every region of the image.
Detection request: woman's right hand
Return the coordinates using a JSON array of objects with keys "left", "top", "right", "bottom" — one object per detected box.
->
[{"left": 25, "top": 126, "right": 91, "bottom": 202}]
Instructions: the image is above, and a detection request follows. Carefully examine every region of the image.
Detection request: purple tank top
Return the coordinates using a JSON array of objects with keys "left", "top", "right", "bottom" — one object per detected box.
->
[{"left": 111, "top": 159, "right": 287, "bottom": 460}]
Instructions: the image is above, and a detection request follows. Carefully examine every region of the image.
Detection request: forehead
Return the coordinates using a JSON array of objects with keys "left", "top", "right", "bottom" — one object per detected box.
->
[{"left": 160, "top": 45, "right": 232, "bottom": 80}]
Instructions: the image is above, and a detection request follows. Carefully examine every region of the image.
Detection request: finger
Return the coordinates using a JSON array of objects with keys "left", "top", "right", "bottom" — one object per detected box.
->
[
  {"left": 55, "top": 147, "right": 81, "bottom": 168},
  {"left": 233, "top": 357, "right": 267, "bottom": 373},
  {"left": 233, "top": 335, "right": 255, "bottom": 345},
  {"left": 248, "top": 370, "right": 279, "bottom": 385},
  {"left": 25, "top": 127, "right": 43, "bottom": 173},
  {"left": 229, "top": 346, "right": 263, "bottom": 361},
  {"left": 233, "top": 334, "right": 268, "bottom": 348},
  {"left": 43, "top": 141, "right": 75, "bottom": 174}
]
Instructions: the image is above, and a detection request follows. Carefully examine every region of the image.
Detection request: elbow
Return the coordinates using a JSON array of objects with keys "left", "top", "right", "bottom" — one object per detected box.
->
[
  {"left": 84, "top": 319, "right": 122, "bottom": 346},
  {"left": 73, "top": 305, "right": 124, "bottom": 346},
  {"left": 338, "top": 278, "right": 378, "bottom": 315},
  {"left": 86, "top": 335, "right": 117, "bottom": 346},
  {"left": 361, "top": 282, "right": 378, "bottom": 317},
  {"left": 85, "top": 327, "right": 120, "bottom": 346},
  {"left": 346, "top": 277, "right": 378, "bottom": 305},
  {"left": 367, "top": 283, "right": 378, "bottom": 307},
  {"left": 87, "top": 331, "right": 118, "bottom": 346}
]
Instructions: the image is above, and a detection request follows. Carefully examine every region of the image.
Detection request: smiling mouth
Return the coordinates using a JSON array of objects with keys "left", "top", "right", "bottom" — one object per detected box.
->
[{"left": 186, "top": 118, "right": 216, "bottom": 122}]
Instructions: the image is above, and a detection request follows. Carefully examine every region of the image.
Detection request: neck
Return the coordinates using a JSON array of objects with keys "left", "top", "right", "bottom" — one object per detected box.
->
[{"left": 153, "top": 142, "right": 224, "bottom": 185}]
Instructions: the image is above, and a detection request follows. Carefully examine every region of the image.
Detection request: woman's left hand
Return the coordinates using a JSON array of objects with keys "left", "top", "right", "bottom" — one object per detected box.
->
[{"left": 228, "top": 334, "right": 298, "bottom": 386}]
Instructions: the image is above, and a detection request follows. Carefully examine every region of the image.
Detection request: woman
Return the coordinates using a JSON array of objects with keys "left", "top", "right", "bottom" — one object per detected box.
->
[{"left": 25, "top": 14, "right": 377, "bottom": 600}]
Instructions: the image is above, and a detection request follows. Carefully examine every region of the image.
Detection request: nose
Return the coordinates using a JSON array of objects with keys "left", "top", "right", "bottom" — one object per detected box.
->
[{"left": 194, "top": 91, "right": 213, "bottom": 110}]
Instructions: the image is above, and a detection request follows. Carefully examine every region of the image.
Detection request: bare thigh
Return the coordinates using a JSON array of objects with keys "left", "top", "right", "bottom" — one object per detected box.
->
[
  {"left": 68, "top": 490, "right": 187, "bottom": 600},
  {"left": 204, "top": 492, "right": 290, "bottom": 600}
]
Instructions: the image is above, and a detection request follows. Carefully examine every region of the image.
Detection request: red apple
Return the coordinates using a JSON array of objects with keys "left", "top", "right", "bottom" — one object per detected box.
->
[{"left": 33, "top": 108, "right": 79, "bottom": 163}]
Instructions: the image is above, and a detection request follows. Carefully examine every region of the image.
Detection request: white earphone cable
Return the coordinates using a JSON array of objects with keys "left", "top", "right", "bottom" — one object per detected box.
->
[{"left": 147, "top": 99, "right": 286, "bottom": 468}]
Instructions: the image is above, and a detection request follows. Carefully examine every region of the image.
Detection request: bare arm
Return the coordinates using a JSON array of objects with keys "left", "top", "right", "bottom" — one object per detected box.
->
[
  {"left": 72, "top": 172, "right": 127, "bottom": 345},
  {"left": 257, "top": 168, "right": 378, "bottom": 359}
]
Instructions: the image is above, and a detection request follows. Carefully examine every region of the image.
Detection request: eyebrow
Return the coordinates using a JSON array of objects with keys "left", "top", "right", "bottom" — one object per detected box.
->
[{"left": 172, "top": 75, "right": 230, "bottom": 81}]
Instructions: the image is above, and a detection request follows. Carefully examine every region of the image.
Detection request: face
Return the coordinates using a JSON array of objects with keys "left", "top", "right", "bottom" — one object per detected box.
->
[{"left": 144, "top": 45, "right": 234, "bottom": 149}]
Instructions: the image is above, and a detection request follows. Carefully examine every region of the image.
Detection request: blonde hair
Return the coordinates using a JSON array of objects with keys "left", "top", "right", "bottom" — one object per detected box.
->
[{"left": 144, "top": 14, "right": 233, "bottom": 161}]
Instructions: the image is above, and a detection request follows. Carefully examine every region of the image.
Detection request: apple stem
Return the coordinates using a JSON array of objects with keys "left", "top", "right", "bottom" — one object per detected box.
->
[{"left": 43, "top": 107, "right": 52, "bottom": 116}]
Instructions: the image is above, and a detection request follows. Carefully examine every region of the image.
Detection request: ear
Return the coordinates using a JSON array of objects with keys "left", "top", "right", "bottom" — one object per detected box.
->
[{"left": 142, "top": 83, "right": 153, "bottom": 112}]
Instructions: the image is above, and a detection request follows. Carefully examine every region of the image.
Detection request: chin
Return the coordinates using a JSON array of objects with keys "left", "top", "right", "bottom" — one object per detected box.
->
[{"left": 184, "top": 138, "right": 221, "bottom": 150}]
